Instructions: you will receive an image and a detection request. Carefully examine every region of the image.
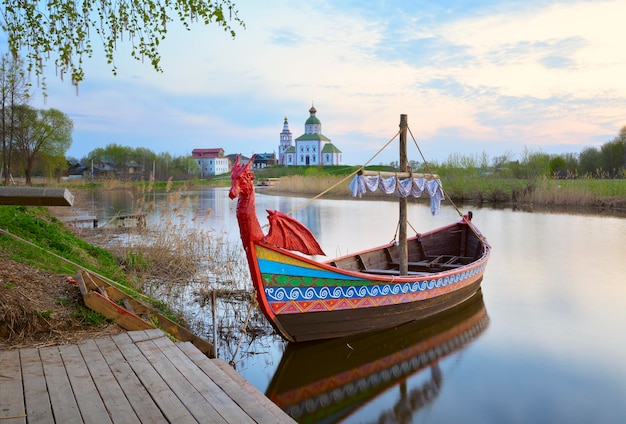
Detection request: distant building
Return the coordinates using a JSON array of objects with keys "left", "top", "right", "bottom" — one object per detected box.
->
[
  {"left": 192, "top": 148, "right": 229, "bottom": 177},
  {"left": 253, "top": 152, "right": 278, "bottom": 169},
  {"left": 225, "top": 154, "right": 251, "bottom": 167},
  {"left": 279, "top": 105, "right": 342, "bottom": 166}
]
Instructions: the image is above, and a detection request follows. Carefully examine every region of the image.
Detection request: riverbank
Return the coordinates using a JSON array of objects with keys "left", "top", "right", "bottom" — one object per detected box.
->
[
  {"left": 267, "top": 174, "right": 626, "bottom": 211},
  {"left": 0, "top": 206, "right": 179, "bottom": 349},
  {"left": 0, "top": 255, "right": 124, "bottom": 349}
]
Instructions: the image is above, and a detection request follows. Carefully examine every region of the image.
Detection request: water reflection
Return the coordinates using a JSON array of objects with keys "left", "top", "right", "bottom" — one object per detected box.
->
[
  {"left": 266, "top": 290, "right": 489, "bottom": 423},
  {"left": 71, "top": 187, "right": 626, "bottom": 422}
]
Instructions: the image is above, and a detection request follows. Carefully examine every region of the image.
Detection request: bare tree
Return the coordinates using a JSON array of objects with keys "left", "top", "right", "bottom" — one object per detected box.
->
[{"left": 0, "top": 53, "right": 29, "bottom": 185}]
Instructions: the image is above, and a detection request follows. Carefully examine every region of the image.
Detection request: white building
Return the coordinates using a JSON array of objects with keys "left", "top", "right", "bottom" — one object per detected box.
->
[
  {"left": 279, "top": 106, "right": 342, "bottom": 166},
  {"left": 192, "top": 148, "right": 229, "bottom": 177}
]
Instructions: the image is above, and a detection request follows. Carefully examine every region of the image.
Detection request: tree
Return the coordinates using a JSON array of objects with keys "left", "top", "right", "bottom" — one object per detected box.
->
[
  {"left": 520, "top": 147, "right": 550, "bottom": 178},
  {"left": 579, "top": 147, "right": 602, "bottom": 177},
  {"left": 0, "top": 53, "right": 29, "bottom": 185},
  {"left": 88, "top": 143, "right": 133, "bottom": 170},
  {"left": 613, "top": 126, "right": 626, "bottom": 175},
  {"left": 492, "top": 150, "right": 514, "bottom": 170},
  {"left": 170, "top": 154, "right": 200, "bottom": 178},
  {"left": 13, "top": 106, "right": 73, "bottom": 185},
  {"left": 1, "top": 1, "right": 244, "bottom": 87},
  {"left": 548, "top": 155, "right": 568, "bottom": 178},
  {"left": 600, "top": 138, "right": 625, "bottom": 178}
]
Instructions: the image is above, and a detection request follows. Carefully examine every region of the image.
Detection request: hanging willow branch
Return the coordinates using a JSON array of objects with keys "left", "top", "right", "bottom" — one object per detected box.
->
[{"left": 0, "top": 0, "right": 245, "bottom": 87}]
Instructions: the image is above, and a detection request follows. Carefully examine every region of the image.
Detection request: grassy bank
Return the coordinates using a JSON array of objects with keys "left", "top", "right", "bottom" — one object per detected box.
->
[
  {"left": 0, "top": 205, "right": 182, "bottom": 320},
  {"left": 0, "top": 206, "right": 126, "bottom": 280},
  {"left": 268, "top": 174, "right": 626, "bottom": 210}
]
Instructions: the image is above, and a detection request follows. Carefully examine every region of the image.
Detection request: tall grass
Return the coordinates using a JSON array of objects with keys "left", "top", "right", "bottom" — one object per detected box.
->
[
  {"left": 273, "top": 175, "right": 354, "bottom": 197},
  {"left": 514, "top": 177, "right": 626, "bottom": 208},
  {"left": 67, "top": 181, "right": 267, "bottom": 360},
  {"left": 94, "top": 181, "right": 250, "bottom": 289},
  {"left": 269, "top": 174, "right": 626, "bottom": 209}
]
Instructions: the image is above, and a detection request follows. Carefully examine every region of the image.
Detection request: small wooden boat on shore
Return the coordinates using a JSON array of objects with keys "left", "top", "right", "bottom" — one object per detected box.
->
[
  {"left": 266, "top": 290, "right": 489, "bottom": 422},
  {"left": 76, "top": 269, "right": 214, "bottom": 357},
  {"left": 229, "top": 114, "right": 490, "bottom": 342}
]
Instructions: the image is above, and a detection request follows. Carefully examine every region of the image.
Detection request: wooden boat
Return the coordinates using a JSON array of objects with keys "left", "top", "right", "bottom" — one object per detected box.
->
[
  {"left": 229, "top": 114, "right": 490, "bottom": 342},
  {"left": 75, "top": 269, "right": 214, "bottom": 357},
  {"left": 266, "top": 290, "right": 489, "bottom": 423}
]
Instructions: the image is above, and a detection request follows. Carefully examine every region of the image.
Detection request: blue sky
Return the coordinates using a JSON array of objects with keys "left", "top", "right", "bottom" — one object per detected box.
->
[{"left": 18, "top": 0, "right": 626, "bottom": 165}]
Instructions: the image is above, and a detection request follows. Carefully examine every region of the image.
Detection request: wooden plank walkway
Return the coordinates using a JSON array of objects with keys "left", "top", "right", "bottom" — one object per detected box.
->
[{"left": 0, "top": 329, "right": 295, "bottom": 423}]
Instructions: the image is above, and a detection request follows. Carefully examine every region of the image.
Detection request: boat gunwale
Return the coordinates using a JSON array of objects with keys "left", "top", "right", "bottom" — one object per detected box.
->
[{"left": 253, "top": 220, "right": 490, "bottom": 284}]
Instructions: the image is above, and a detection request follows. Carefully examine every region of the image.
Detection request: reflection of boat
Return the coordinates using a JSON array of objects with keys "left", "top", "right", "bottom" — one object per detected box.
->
[
  {"left": 266, "top": 290, "right": 489, "bottom": 423},
  {"left": 229, "top": 115, "right": 490, "bottom": 342}
]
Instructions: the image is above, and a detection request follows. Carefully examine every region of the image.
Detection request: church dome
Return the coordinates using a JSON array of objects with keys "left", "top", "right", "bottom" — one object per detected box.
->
[{"left": 305, "top": 106, "right": 321, "bottom": 125}]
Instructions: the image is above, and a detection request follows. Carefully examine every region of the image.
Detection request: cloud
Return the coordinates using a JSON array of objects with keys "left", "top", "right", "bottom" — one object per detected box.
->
[{"left": 22, "top": 0, "right": 626, "bottom": 164}]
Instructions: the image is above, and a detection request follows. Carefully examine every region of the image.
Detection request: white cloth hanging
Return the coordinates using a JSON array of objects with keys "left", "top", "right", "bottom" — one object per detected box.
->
[{"left": 349, "top": 174, "right": 445, "bottom": 215}]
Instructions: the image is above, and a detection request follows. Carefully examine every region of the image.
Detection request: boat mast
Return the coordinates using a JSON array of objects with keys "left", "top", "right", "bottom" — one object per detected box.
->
[{"left": 399, "top": 114, "right": 408, "bottom": 275}]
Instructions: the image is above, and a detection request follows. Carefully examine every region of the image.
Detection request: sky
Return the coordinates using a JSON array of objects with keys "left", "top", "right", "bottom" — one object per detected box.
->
[{"left": 10, "top": 0, "right": 626, "bottom": 166}]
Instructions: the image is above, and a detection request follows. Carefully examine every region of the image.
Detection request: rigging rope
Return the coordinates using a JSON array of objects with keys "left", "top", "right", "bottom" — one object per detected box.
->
[
  {"left": 269, "top": 129, "right": 402, "bottom": 225},
  {"left": 0, "top": 227, "right": 156, "bottom": 303},
  {"left": 407, "top": 125, "right": 488, "bottom": 244},
  {"left": 274, "top": 124, "right": 487, "bottom": 245}
]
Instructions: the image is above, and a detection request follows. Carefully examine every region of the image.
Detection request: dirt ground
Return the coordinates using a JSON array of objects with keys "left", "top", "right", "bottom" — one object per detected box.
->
[{"left": 0, "top": 255, "right": 123, "bottom": 350}]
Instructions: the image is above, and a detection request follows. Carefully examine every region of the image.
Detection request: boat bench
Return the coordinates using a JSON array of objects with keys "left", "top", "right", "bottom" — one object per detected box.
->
[
  {"left": 392, "top": 255, "right": 474, "bottom": 271},
  {"left": 364, "top": 268, "right": 431, "bottom": 277}
]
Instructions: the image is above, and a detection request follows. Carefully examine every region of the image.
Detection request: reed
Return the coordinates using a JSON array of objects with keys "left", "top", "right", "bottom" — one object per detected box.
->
[
  {"left": 111, "top": 205, "right": 248, "bottom": 290},
  {"left": 271, "top": 174, "right": 354, "bottom": 196},
  {"left": 268, "top": 174, "right": 626, "bottom": 209},
  {"left": 514, "top": 177, "right": 626, "bottom": 208}
]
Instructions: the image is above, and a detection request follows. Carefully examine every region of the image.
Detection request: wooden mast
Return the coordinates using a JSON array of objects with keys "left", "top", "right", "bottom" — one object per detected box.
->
[{"left": 399, "top": 114, "right": 408, "bottom": 275}]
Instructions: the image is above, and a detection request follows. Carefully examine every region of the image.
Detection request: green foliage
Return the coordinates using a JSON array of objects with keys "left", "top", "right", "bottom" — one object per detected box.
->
[
  {"left": 35, "top": 310, "right": 52, "bottom": 319},
  {"left": 579, "top": 147, "right": 603, "bottom": 176},
  {"left": 0, "top": 205, "right": 124, "bottom": 280},
  {"left": 600, "top": 138, "right": 625, "bottom": 177},
  {"left": 54, "top": 297, "right": 70, "bottom": 307},
  {"left": 85, "top": 143, "right": 199, "bottom": 181},
  {"left": 125, "top": 251, "right": 151, "bottom": 271},
  {"left": 8, "top": 104, "right": 73, "bottom": 185},
  {"left": 549, "top": 156, "right": 568, "bottom": 177},
  {"left": 72, "top": 305, "right": 109, "bottom": 326},
  {"left": 303, "top": 167, "right": 326, "bottom": 177},
  {"left": 1, "top": 0, "right": 244, "bottom": 87}
]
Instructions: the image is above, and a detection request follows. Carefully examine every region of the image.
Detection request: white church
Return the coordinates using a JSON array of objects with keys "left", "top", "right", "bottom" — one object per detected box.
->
[{"left": 278, "top": 106, "right": 342, "bottom": 166}]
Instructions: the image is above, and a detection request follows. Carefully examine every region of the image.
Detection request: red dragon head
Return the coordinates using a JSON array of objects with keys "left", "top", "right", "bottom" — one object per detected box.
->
[{"left": 229, "top": 154, "right": 256, "bottom": 200}]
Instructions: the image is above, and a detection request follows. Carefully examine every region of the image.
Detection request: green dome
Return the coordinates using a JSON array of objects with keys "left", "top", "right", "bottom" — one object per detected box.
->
[
  {"left": 305, "top": 106, "right": 321, "bottom": 125},
  {"left": 305, "top": 116, "right": 321, "bottom": 125}
]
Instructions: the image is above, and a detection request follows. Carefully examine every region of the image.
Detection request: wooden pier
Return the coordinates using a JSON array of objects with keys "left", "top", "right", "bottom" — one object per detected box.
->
[
  {"left": 0, "top": 329, "right": 295, "bottom": 423},
  {"left": 59, "top": 216, "right": 100, "bottom": 228}
]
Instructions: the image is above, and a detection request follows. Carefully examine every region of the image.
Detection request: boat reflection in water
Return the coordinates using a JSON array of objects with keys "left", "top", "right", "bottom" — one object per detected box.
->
[{"left": 266, "top": 289, "right": 489, "bottom": 423}]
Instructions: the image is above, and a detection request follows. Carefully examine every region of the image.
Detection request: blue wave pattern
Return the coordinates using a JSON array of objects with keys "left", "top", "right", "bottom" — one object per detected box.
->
[{"left": 265, "top": 263, "right": 486, "bottom": 302}]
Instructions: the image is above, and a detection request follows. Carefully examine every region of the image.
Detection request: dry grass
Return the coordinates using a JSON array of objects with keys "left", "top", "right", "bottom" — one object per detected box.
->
[
  {"left": 513, "top": 177, "right": 626, "bottom": 209},
  {"left": 271, "top": 174, "right": 381, "bottom": 197},
  {"left": 67, "top": 182, "right": 249, "bottom": 288},
  {"left": 270, "top": 174, "right": 626, "bottom": 209},
  {"left": 0, "top": 255, "right": 122, "bottom": 349},
  {"left": 62, "top": 182, "right": 264, "bottom": 357}
]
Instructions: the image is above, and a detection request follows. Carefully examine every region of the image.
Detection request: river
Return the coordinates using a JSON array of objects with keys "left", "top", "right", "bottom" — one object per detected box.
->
[{"left": 85, "top": 186, "right": 626, "bottom": 423}]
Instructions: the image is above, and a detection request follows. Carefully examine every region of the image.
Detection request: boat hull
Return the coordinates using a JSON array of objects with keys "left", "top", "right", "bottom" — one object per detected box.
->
[
  {"left": 247, "top": 220, "right": 490, "bottom": 342},
  {"left": 274, "top": 277, "right": 482, "bottom": 341},
  {"left": 266, "top": 290, "right": 489, "bottom": 422}
]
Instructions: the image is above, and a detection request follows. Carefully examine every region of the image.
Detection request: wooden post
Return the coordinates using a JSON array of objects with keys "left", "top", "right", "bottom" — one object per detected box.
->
[
  {"left": 212, "top": 290, "right": 218, "bottom": 359},
  {"left": 399, "top": 114, "right": 408, "bottom": 276}
]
